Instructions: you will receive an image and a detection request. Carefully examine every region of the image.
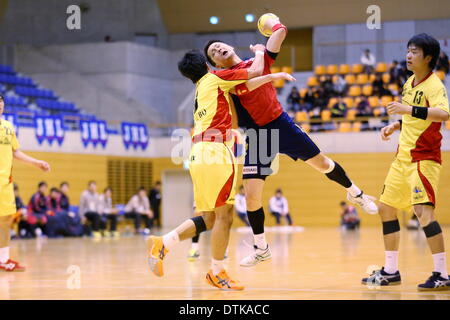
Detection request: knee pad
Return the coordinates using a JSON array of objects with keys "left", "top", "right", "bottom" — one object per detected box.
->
[
  {"left": 423, "top": 221, "right": 442, "bottom": 238},
  {"left": 191, "top": 216, "right": 207, "bottom": 235},
  {"left": 382, "top": 219, "right": 400, "bottom": 235}
]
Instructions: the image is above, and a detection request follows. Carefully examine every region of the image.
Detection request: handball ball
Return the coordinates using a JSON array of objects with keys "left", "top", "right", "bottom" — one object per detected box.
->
[{"left": 257, "top": 13, "right": 279, "bottom": 37}]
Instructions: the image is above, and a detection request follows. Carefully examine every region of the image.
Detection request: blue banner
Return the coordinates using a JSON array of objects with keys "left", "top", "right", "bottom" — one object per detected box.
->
[
  {"left": 121, "top": 122, "right": 149, "bottom": 150},
  {"left": 2, "top": 113, "right": 18, "bottom": 136},
  {"left": 80, "top": 119, "right": 109, "bottom": 148},
  {"left": 34, "top": 115, "right": 65, "bottom": 145}
]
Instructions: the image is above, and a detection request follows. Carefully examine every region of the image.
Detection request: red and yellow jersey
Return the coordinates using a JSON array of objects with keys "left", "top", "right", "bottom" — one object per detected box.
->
[
  {"left": 397, "top": 72, "right": 449, "bottom": 164},
  {"left": 192, "top": 69, "right": 248, "bottom": 143},
  {"left": 0, "top": 119, "right": 19, "bottom": 185}
]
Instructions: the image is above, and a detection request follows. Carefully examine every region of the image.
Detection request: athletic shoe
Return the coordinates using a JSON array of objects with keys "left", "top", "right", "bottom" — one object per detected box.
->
[
  {"left": 361, "top": 267, "right": 401, "bottom": 286},
  {"left": 103, "top": 231, "right": 111, "bottom": 237},
  {"left": 92, "top": 231, "right": 102, "bottom": 240},
  {"left": 112, "top": 231, "right": 120, "bottom": 239},
  {"left": 187, "top": 248, "right": 200, "bottom": 261},
  {"left": 0, "top": 259, "right": 26, "bottom": 272},
  {"left": 147, "top": 236, "right": 168, "bottom": 277},
  {"left": 239, "top": 245, "right": 272, "bottom": 267},
  {"left": 206, "top": 269, "right": 244, "bottom": 291},
  {"left": 347, "top": 192, "right": 378, "bottom": 215},
  {"left": 143, "top": 228, "right": 151, "bottom": 235},
  {"left": 418, "top": 272, "right": 450, "bottom": 291}
]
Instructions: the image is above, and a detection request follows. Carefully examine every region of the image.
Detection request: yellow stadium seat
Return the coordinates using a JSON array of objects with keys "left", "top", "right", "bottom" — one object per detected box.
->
[
  {"left": 332, "top": 75, "right": 339, "bottom": 83},
  {"left": 307, "top": 76, "right": 319, "bottom": 87},
  {"left": 301, "top": 123, "right": 311, "bottom": 133},
  {"left": 321, "top": 109, "right": 331, "bottom": 121},
  {"left": 436, "top": 70, "right": 446, "bottom": 81},
  {"left": 270, "top": 66, "right": 281, "bottom": 74},
  {"left": 352, "top": 64, "right": 363, "bottom": 74},
  {"left": 394, "top": 95, "right": 401, "bottom": 102},
  {"left": 362, "top": 84, "right": 373, "bottom": 96},
  {"left": 315, "top": 65, "right": 326, "bottom": 75},
  {"left": 373, "top": 108, "right": 382, "bottom": 116},
  {"left": 339, "top": 64, "right": 350, "bottom": 74},
  {"left": 299, "top": 88, "right": 308, "bottom": 98},
  {"left": 281, "top": 66, "right": 293, "bottom": 74},
  {"left": 348, "top": 85, "right": 362, "bottom": 97},
  {"left": 343, "top": 97, "right": 354, "bottom": 108},
  {"left": 381, "top": 95, "right": 393, "bottom": 107},
  {"left": 328, "top": 97, "right": 338, "bottom": 108},
  {"left": 354, "top": 96, "right": 362, "bottom": 105},
  {"left": 356, "top": 74, "right": 369, "bottom": 85},
  {"left": 352, "top": 122, "right": 362, "bottom": 132},
  {"left": 382, "top": 73, "right": 390, "bottom": 84},
  {"left": 338, "top": 122, "right": 352, "bottom": 133},
  {"left": 295, "top": 111, "right": 308, "bottom": 122},
  {"left": 327, "top": 64, "right": 338, "bottom": 75},
  {"left": 446, "top": 121, "right": 450, "bottom": 130},
  {"left": 369, "top": 74, "right": 376, "bottom": 82},
  {"left": 273, "top": 78, "right": 285, "bottom": 88},
  {"left": 344, "top": 74, "right": 356, "bottom": 85},
  {"left": 375, "top": 62, "right": 388, "bottom": 73},
  {"left": 388, "top": 83, "right": 399, "bottom": 93},
  {"left": 347, "top": 108, "right": 357, "bottom": 121},
  {"left": 319, "top": 75, "right": 327, "bottom": 82},
  {"left": 368, "top": 96, "right": 380, "bottom": 108}
]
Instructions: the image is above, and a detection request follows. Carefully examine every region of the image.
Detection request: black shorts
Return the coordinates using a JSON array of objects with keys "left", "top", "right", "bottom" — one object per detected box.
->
[{"left": 243, "top": 112, "right": 321, "bottom": 180}]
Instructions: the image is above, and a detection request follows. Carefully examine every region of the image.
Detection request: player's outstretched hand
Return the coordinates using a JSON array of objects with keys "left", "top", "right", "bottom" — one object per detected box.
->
[
  {"left": 380, "top": 123, "right": 397, "bottom": 141},
  {"left": 250, "top": 44, "right": 265, "bottom": 53},
  {"left": 272, "top": 72, "right": 296, "bottom": 82},
  {"left": 35, "top": 160, "right": 51, "bottom": 172},
  {"left": 386, "top": 102, "right": 410, "bottom": 115}
]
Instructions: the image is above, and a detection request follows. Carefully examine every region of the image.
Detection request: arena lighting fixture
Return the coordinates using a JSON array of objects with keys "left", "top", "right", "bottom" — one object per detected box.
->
[
  {"left": 245, "top": 14, "right": 255, "bottom": 23},
  {"left": 209, "top": 16, "right": 219, "bottom": 25}
]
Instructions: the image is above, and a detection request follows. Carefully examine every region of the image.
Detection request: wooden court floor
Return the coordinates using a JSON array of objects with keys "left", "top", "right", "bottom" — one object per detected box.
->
[{"left": 2, "top": 226, "right": 450, "bottom": 300}]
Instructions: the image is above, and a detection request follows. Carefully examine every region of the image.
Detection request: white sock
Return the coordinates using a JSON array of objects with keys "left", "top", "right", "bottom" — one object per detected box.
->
[
  {"left": 384, "top": 251, "right": 399, "bottom": 274},
  {"left": 191, "top": 243, "right": 199, "bottom": 251},
  {"left": 0, "top": 247, "right": 9, "bottom": 263},
  {"left": 346, "top": 183, "right": 362, "bottom": 197},
  {"left": 432, "top": 252, "right": 448, "bottom": 279},
  {"left": 211, "top": 258, "right": 224, "bottom": 275},
  {"left": 162, "top": 230, "right": 180, "bottom": 250},
  {"left": 254, "top": 233, "right": 267, "bottom": 250}
]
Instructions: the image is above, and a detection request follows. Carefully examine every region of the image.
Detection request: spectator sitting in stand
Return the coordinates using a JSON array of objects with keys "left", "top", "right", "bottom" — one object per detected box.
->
[
  {"left": 436, "top": 51, "right": 449, "bottom": 75},
  {"left": 331, "top": 96, "right": 347, "bottom": 118},
  {"left": 287, "top": 86, "right": 301, "bottom": 113},
  {"left": 12, "top": 184, "right": 29, "bottom": 239},
  {"left": 59, "top": 182, "right": 83, "bottom": 237},
  {"left": 79, "top": 181, "right": 102, "bottom": 239},
  {"left": 340, "top": 201, "right": 360, "bottom": 230},
  {"left": 27, "top": 181, "right": 51, "bottom": 237},
  {"left": 125, "top": 187, "right": 153, "bottom": 235},
  {"left": 361, "top": 48, "right": 376, "bottom": 74},
  {"left": 333, "top": 74, "right": 348, "bottom": 97},
  {"left": 98, "top": 187, "right": 119, "bottom": 238},
  {"left": 269, "top": 189, "right": 293, "bottom": 226},
  {"left": 389, "top": 60, "right": 401, "bottom": 84},
  {"left": 46, "top": 187, "right": 66, "bottom": 238},
  {"left": 149, "top": 181, "right": 162, "bottom": 228}
]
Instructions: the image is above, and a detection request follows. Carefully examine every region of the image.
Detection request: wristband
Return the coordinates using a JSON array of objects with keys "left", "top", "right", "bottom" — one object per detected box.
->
[
  {"left": 411, "top": 106, "right": 428, "bottom": 120},
  {"left": 272, "top": 23, "right": 287, "bottom": 34},
  {"left": 255, "top": 50, "right": 264, "bottom": 56}
]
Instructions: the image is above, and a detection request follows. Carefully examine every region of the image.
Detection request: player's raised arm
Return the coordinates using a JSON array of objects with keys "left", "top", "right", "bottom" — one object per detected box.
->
[
  {"left": 247, "top": 44, "right": 265, "bottom": 78},
  {"left": 265, "top": 17, "right": 287, "bottom": 53}
]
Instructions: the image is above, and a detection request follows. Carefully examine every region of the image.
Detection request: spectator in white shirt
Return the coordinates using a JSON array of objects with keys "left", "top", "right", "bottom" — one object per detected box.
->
[
  {"left": 234, "top": 186, "right": 249, "bottom": 226},
  {"left": 269, "top": 189, "right": 292, "bottom": 226},
  {"left": 360, "top": 49, "right": 376, "bottom": 74},
  {"left": 98, "top": 187, "right": 119, "bottom": 238},
  {"left": 124, "top": 187, "right": 153, "bottom": 235},
  {"left": 79, "top": 181, "right": 101, "bottom": 239}
]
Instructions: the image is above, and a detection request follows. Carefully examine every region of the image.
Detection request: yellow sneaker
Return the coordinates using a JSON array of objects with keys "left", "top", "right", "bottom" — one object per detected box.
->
[
  {"left": 187, "top": 248, "right": 200, "bottom": 262},
  {"left": 206, "top": 269, "right": 244, "bottom": 291},
  {"left": 112, "top": 231, "right": 120, "bottom": 239},
  {"left": 92, "top": 231, "right": 102, "bottom": 240},
  {"left": 103, "top": 231, "right": 111, "bottom": 237},
  {"left": 147, "top": 236, "right": 168, "bottom": 277}
]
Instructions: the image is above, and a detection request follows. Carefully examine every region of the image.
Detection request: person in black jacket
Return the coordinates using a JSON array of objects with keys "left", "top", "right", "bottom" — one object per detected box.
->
[{"left": 149, "top": 181, "right": 162, "bottom": 228}]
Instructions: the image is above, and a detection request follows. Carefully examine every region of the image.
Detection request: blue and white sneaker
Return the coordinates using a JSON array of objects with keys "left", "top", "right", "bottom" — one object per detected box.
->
[
  {"left": 362, "top": 267, "right": 401, "bottom": 286},
  {"left": 418, "top": 272, "right": 450, "bottom": 291}
]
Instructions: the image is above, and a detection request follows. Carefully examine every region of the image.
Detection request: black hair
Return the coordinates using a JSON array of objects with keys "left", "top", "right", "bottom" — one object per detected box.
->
[
  {"left": 0, "top": 95, "right": 3, "bottom": 101},
  {"left": 407, "top": 33, "right": 440, "bottom": 70},
  {"left": 178, "top": 49, "right": 208, "bottom": 83},
  {"left": 104, "top": 186, "right": 112, "bottom": 193},
  {"left": 155, "top": 181, "right": 161, "bottom": 185},
  {"left": 340, "top": 201, "right": 346, "bottom": 206},
  {"left": 276, "top": 188, "right": 282, "bottom": 194},
  {"left": 88, "top": 180, "right": 96, "bottom": 186},
  {"left": 138, "top": 186, "right": 146, "bottom": 192},
  {"left": 50, "top": 187, "right": 60, "bottom": 193},
  {"left": 60, "top": 181, "right": 69, "bottom": 188},
  {"left": 203, "top": 39, "right": 222, "bottom": 67},
  {"left": 13, "top": 183, "right": 18, "bottom": 191},
  {"left": 38, "top": 181, "right": 47, "bottom": 188}
]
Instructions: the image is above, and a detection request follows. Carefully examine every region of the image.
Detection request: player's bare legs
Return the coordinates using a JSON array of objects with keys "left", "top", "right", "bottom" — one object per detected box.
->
[
  {"left": 306, "top": 153, "right": 378, "bottom": 214},
  {"left": 240, "top": 178, "right": 272, "bottom": 267},
  {"left": 0, "top": 215, "right": 25, "bottom": 272}
]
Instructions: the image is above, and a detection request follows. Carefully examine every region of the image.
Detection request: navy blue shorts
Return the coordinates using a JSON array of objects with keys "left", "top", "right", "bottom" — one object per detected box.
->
[{"left": 243, "top": 112, "right": 321, "bottom": 180}]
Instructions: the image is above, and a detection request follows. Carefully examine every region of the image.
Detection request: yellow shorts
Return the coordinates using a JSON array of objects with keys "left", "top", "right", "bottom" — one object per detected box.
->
[
  {"left": 0, "top": 182, "right": 16, "bottom": 216},
  {"left": 189, "top": 141, "right": 237, "bottom": 212},
  {"left": 380, "top": 158, "right": 441, "bottom": 210}
]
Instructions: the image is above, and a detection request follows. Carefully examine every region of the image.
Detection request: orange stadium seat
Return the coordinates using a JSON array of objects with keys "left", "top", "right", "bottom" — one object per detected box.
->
[
  {"left": 270, "top": 66, "right": 281, "bottom": 74},
  {"left": 346, "top": 108, "right": 357, "bottom": 121},
  {"left": 344, "top": 74, "right": 356, "bottom": 84},
  {"left": 373, "top": 108, "right": 382, "bottom": 116},
  {"left": 338, "top": 122, "right": 352, "bottom": 132},
  {"left": 327, "top": 64, "right": 338, "bottom": 75},
  {"left": 352, "top": 64, "right": 363, "bottom": 74},
  {"left": 319, "top": 75, "right": 327, "bottom": 82},
  {"left": 332, "top": 75, "right": 340, "bottom": 83},
  {"left": 295, "top": 111, "right": 308, "bottom": 122},
  {"left": 339, "top": 64, "right": 350, "bottom": 74},
  {"left": 348, "top": 85, "right": 362, "bottom": 97},
  {"left": 282, "top": 66, "right": 293, "bottom": 74},
  {"left": 321, "top": 109, "right": 332, "bottom": 121},
  {"left": 381, "top": 95, "right": 393, "bottom": 107},
  {"left": 356, "top": 74, "right": 369, "bottom": 85},
  {"left": 375, "top": 62, "right": 388, "bottom": 73},
  {"left": 382, "top": 73, "right": 390, "bottom": 84},
  {"left": 362, "top": 84, "right": 373, "bottom": 96},
  {"left": 352, "top": 122, "right": 362, "bottom": 132},
  {"left": 307, "top": 76, "right": 319, "bottom": 87},
  {"left": 368, "top": 96, "right": 380, "bottom": 108},
  {"left": 299, "top": 88, "right": 308, "bottom": 98},
  {"left": 436, "top": 70, "right": 446, "bottom": 81},
  {"left": 369, "top": 73, "right": 376, "bottom": 82},
  {"left": 315, "top": 65, "right": 326, "bottom": 75},
  {"left": 354, "top": 96, "right": 362, "bottom": 105},
  {"left": 301, "top": 123, "right": 311, "bottom": 133},
  {"left": 343, "top": 97, "right": 354, "bottom": 108},
  {"left": 328, "top": 97, "right": 338, "bottom": 108},
  {"left": 388, "top": 83, "right": 400, "bottom": 93},
  {"left": 273, "top": 78, "right": 285, "bottom": 88}
]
